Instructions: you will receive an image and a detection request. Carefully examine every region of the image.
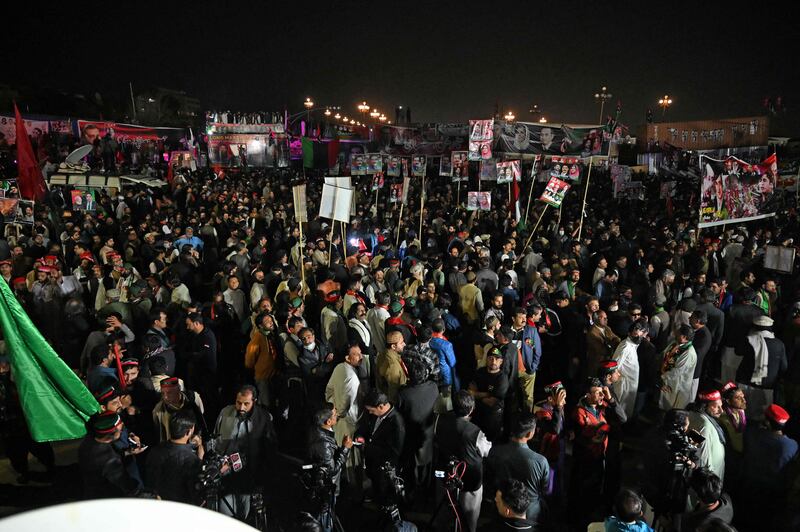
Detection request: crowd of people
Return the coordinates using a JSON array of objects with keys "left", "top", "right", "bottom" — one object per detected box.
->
[{"left": 0, "top": 141, "right": 799, "bottom": 532}]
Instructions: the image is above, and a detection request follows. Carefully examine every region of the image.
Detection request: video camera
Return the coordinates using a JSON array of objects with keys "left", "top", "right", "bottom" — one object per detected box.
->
[
  {"left": 666, "top": 427, "right": 703, "bottom": 469},
  {"left": 434, "top": 457, "right": 464, "bottom": 491},
  {"left": 298, "top": 463, "right": 336, "bottom": 511},
  {"left": 377, "top": 462, "right": 406, "bottom": 525},
  {"left": 196, "top": 450, "right": 244, "bottom": 492}
]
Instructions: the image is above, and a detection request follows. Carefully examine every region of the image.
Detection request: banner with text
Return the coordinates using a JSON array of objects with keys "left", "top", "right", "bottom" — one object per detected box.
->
[{"left": 699, "top": 154, "right": 778, "bottom": 228}]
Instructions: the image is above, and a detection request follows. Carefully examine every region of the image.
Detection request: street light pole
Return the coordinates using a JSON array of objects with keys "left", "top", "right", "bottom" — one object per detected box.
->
[
  {"left": 594, "top": 86, "right": 612, "bottom": 124},
  {"left": 658, "top": 95, "right": 673, "bottom": 118}
]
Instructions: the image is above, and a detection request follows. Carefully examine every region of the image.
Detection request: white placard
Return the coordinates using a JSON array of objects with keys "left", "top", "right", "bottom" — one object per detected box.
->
[{"left": 320, "top": 184, "right": 353, "bottom": 223}]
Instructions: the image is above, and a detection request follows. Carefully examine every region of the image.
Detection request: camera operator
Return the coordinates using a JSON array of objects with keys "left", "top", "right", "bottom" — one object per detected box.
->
[
  {"left": 680, "top": 469, "right": 733, "bottom": 530},
  {"left": 146, "top": 410, "right": 208, "bottom": 503},
  {"left": 357, "top": 390, "right": 406, "bottom": 505},
  {"left": 433, "top": 390, "right": 492, "bottom": 532},
  {"left": 211, "top": 384, "right": 277, "bottom": 520},
  {"left": 308, "top": 403, "right": 353, "bottom": 532}
]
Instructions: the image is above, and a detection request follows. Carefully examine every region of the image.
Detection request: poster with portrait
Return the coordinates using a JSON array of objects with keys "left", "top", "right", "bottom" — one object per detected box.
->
[
  {"left": 15, "top": 200, "right": 35, "bottom": 224},
  {"left": 479, "top": 159, "right": 497, "bottom": 181},
  {"left": 494, "top": 122, "right": 609, "bottom": 156},
  {"left": 439, "top": 154, "right": 452, "bottom": 177},
  {"left": 469, "top": 119, "right": 494, "bottom": 161},
  {"left": 699, "top": 153, "right": 778, "bottom": 228},
  {"left": 0, "top": 115, "right": 50, "bottom": 145},
  {"left": 412, "top": 156, "right": 427, "bottom": 177},
  {"left": 467, "top": 191, "right": 492, "bottom": 211},
  {"left": 389, "top": 183, "right": 404, "bottom": 203},
  {"left": 451, "top": 151, "right": 469, "bottom": 182},
  {"left": 610, "top": 164, "right": 631, "bottom": 198},
  {"left": 208, "top": 134, "right": 284, "bottom": 168},
  {"left": 367, "top": 153, "right": 383, "bottom": 174},
  {"left": 371, "top": 173, "right": 385, "bottom": 191},
  {"left": 496, "top": 160, "right": 521, "bottom": 184},
  {"left": 660, "top": 181, "right": 677, "bottom": 199},
  {"left": 386, "top": 156, "right": 402, "bottom": 177},
  {"left": 0, "top": 198, "right": 19, "bottom": 221},
  {"left": 549, "top": 156, "right": 582, "bottom": 183},
  {"left": 540, "top": 176, "right": 571, "bottom": 208},
  {"left": 71, "top": 189, "right": 98, "bottom": 211},
  {"left": 349, "top": 153, "right": 367, "bottom": 175}
]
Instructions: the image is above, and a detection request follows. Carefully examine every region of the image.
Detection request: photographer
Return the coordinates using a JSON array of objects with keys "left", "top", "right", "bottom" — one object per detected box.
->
[
  {"left": 433, "top": 390, "right": 491, "bottom": 532},
  {"left": 308, "top": 403, "right": 353, "bottom": 532},
  {"left": 146, "top": 409, "right": 207, "bottom": 504},
  {"left": 212, "top": 384, "right": 277, "bottom": 520}
]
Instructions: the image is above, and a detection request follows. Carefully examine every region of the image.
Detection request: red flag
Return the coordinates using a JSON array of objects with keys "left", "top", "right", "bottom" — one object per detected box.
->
[
  {"left": 14, "top": 104, "right": 47, "bottom": 201},
  {"left": 327, "top": 138, "right": 340, "bottom": 168},
  {"left": 510, "top": 178, "right": 521, "bottom": 222}
]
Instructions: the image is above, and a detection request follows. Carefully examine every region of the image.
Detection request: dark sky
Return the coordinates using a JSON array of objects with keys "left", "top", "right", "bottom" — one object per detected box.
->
[{"left": 4, "top": 1, "right": 800, "bottom": 129}]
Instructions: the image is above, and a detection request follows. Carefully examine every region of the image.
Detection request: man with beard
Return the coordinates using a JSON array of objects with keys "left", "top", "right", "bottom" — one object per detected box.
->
[
  {"left": 212, "top": 385, "right": 277, "bottom": 520},
  {"left": 610, "top": 321, "right": 648, "bottom": 420},
  {"left": 689, "top": 389, "right": 727, "bottom": 481},
  {"left": 245, "top": 311, "right": 279, "bottom": 407},
  {"left": 658, "top": 324, "right": 698, "bottom": 411}
]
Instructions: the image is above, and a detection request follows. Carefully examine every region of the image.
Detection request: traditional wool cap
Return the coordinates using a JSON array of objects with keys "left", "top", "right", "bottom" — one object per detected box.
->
[
  {"left": 88, "top": 411, "right": 122, "bottom": 435},
  {"left": 79, "top": 252, "right": 95, "bottom": 262},
  {"left": 324, "top": 290, "right": 341, "bottom": 303},
  {"left": 389, "top": 258, "right": 401, "bottom": 266},
  {"left": 36, "top": 265, "right": 53, "bottom": 273},
  {"left": 389, "top": 300, "right": 404, "bottom": 315},
  {"left": 12, "top": 277, "right": 26, "bottom": 285},
  {"left": 599, "top": 360, "right": 619, "bottom": 375},
  {"left": 94, "top": 385, "right": 120, "bottom": 404},
  {"left": 160, "top": 376, "right": 180, "bottom": 389},
  {"left": 105, "top": 288, "right": 121, "bottom": 300},
  {"left": 466, "top": 271, "right": 477, "bottom": 282},
  {"left": 44, "top": 255, "right": 59, "bottom": 265},
  {"left": 0, "top": 260, "right": 11, "bottom": 266},
  {"left": 535, "top": 408, "right": 553, "bottom": 421},
  {"left": 721, "top": 381, "right": 738, "bottom": 392},
  {"left": 753, "top": 315, "right": 774, "bottom": 327},
  {"left": 289, "top": 296, "right": 304, "bottom": 309},
  {"left": 544, "top": 381, "right": 564, "bottom": 394},
  {"left": 121, "top": 358, "right": 139, "bottom": 368},
  {"left": 697, "top": 389, "right": 721, "bottom": 402},
  {"left": 765, "top": 404, "right": 790, "bottom": 425}
]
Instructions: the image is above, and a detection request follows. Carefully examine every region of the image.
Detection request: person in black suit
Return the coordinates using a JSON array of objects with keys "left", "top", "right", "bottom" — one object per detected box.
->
[
  {"left": 357, "top": 390, "right": 405, "bottom": 505},
  {"left": 690, "top": 310, "right": 713, "bottom": 399},
  {"left": 396, "top": 359, "right": 438, "bottom": 494}
]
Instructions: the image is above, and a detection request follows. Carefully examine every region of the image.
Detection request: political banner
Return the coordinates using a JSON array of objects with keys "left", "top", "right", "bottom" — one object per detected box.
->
[
  {"left": 371, "top": 173, "right": 385, "bottom": 191},
  {"left": 479, "top": 159, "right": 497, "bottom": 181},
  {"left": 389, "top": 183, "right": 403, "bottom": 203},
  {"left": 70, "top": 189, "right": 98, "bottom": 211},
  {"left": 610, "top": 164, "right": 632, "bottom": 198},
  {"left": 439, "top": 154, "right": 452, "bottom": 177},
  {"left": 496, "top": 160, "right": 521, "bottom": 184},
  {"left": 386, "top": 156, "right": 402, "bottom": 177},
  {"left": 350, "top": 153, "right": 367, "bottom": 175},
  {"left": 467, "top": 191, "right": 492, "bottom": 211},
  {"left": 549, "top": 156, "right": 583, "bottom": 183},
  {"left": 494, "top": 122, "right": 609, "bottom": 156},
  {"left": 367, "top": 153, "right": 383, "bottom": 174},
  {"left": 451, "top": 151, "right": 469, "bottom": 182},
  {"left": 412, "top": 156, "right": 427, "bottom": 177},
  {"left": 77, "top": 120, "right": 183, "bottom": 146},
  {"left": 469, "top": 119, "right": 494, "bottom": 161},
  {"left": 15, "top": 200, "right": 35, "bottom": 224},
  {"left": 208, "top": 134, "right": 288, "bottom": 168},
  {"left": 0, "top": 198, "right": 19, "bottom": 220},
  {"left": 0, "top": 115, "right": 49, "bottom": 145},
  {"left": 540, "top": 176, "right": 571, "bottom": 208},
  {"left": 292, "top": 184, "right": 308, "bottom": 223},
  {"left": 699, "top": 153, "right": 778, "bottom": 228},
  {"left": 378, "top": 124, "right": 468, "bottom": 156}
]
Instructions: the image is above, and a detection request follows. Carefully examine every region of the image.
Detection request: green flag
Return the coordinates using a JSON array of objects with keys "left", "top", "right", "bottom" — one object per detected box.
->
[
  {"left": 302, "top": 137, "right": 314, "bottom": 169},
  {"left": 0, "top": 280, "right": 100, "bottom": 442}
]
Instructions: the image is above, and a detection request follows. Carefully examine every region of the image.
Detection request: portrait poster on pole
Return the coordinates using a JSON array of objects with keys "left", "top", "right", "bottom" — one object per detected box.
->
[
  {"left": 386, "top": 156, "right": 402, "bottom": 177},
  {"left": 349, "top": 153, "right": 367, "bottom": 175},
  {"left": 439, "top": 154, "right": 452, "bottom": 177},
  {"left": 549, "top": 156, "right": 583, "bottom": 183},
  {"left": 366, "top": 153, "right": 383, "bottom": 174},
  {"left": 371, "top": 173, "right": 385, "bottom": 191},
  {"left": 539, "top": 176, "right": 571, "bottom": 208},
  {"left": 469, "top": 119, "right": 494, "bottom": 161},
  {"left": 451, "top": 151, "right": 469, "bottom": 182},
  {"left": 496, "top": 160, "right": 521, "bottom": 184},
  {"left": 479, "top": 159, "right": 497, "bottom": 181},
  {"left": 699, "top": 153, "right": 778, "bottom": 228},
  {"left": 389, "top": 183, "right": 403, "bottom": 203},
  {"left": 467, "top": 191, "right": 492, "bottom": 211},
  {"left": 412, "top": 156, "right": 427, "bottom": 177}
]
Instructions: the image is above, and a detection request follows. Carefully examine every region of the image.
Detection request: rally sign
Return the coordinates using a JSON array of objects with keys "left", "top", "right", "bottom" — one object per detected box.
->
[{"left": 540, "top": 176, "right": 571, "bottom": 208}]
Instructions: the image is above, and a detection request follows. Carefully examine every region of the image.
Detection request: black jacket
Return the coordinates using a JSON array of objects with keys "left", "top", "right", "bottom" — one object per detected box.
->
[
  {"left": 78, "top": 436, "right": 140, "bottom": 499},
  {"left": 359, "top": 407, "right": 405, "bottom": 477},
  {"left": 308, "top": 426, "right": 350, "bottom": 491},
  {"left": 693, "top": 326, "right": 713, "bottom": 379},
  {"left": 736, "top": 335, "right": 788, "bottom": 389},
  {"left": 434, "top": 413, "right": 484, "bottom": 492},
  {"left": 146, "top": 441, "right": 201, "bottom": 503},
  {"left": 396, "top": 381, "right": 439, "bottom": 464}
]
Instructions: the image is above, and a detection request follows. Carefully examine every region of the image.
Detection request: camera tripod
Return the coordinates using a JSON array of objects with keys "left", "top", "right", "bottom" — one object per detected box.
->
[{"left": 427, "top": 475, "right": 464, "bottom": 532}]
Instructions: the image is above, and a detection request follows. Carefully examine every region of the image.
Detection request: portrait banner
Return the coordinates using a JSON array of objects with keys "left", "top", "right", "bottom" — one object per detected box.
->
[
  {"left": 371, "top": 173, "right": 385, "bottom": 191},
  {"left": 548, "top": 156, "right": 583, "bottom": 183},
  {"left": 540, "top": 177, "right": 571, "bottom": 208},
  {"left": 386, "top": 156, "right": 402, "bottom": 177},
  {"left": 496, "top": 160, "right": 521, "bottom": 184},
  {"left": 350, "top": 153, "right": 367, "bottom": 175},
  {"left": 479, "top": 159, "right": 497, "bottom": 181},
  {"left": 699, "top": 153, "right": 778, "bottom": 228},
  {"left": 367, "top": 153, "right": 383, "bottom": 174},
  {"left": 15, "top": 200, "right": 35, "bottom": 224},
  {"left": 610, "top": 164, "right": 632, "bottom": 198},
  {"left": 412, "top": 156, "right": 427, "bottom": 177},
  {"left": 389, "top": 183, "right": 403, "bottom": 203},
  {"left": 208, "top": 134, "right": 287, "bottom": 168},
  {"left": 439, "top": 154, "right": 452, "bottom": 177},
  {"left": 0, "top": 115, "right": 49, "bottom": 144},
  {"left": 494, "top": 121, "right": 609, "bottom": 156},
  {"left": 469, "top": 119, "right": 494, "bottom": 161},
  {"left": 467, "top": 191, "right": 491, "bottom": 211},
  {"left": 451, "top": 151, "right": 469, "bottom": 182}
]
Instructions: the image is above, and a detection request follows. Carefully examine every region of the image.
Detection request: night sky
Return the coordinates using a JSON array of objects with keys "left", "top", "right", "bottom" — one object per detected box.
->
[{"left": 4, "top": 1, "right": 800, "bottom": 130}]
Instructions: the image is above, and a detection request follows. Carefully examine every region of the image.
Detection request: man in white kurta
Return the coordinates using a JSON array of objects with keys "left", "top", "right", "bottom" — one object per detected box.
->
[
  {"left": 658, "top": 328, "right": 698, "bottom": 411},
  {"left": 688, "top": 389, "right": 726, "bottom": 482},
  {"left": 611, "top": 322, "right": 647, "bottom": 419},
  {"left": 325, "top": 345, "right": 367, "bottom": 485}
]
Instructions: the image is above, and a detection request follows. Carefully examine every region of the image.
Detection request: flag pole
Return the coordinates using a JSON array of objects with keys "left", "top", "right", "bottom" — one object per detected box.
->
[
  {"left": 298, "top": 220, "right": 306, "bottom": 289},
  {"left": 519, "top": 204, "right": 549, "bottom": 259},
  {"left": 524, "top": 157, "right": 539, "bottom": 224},
  {"left": 419, "top": 173, "right": 425, "bottom": 243},
  {"left": 396, "top": 202, "right": 404, "bottom": 248},
  {"left": 456, "top": 177, "right": 462, "bottom": 211},
  {"left": 577, "top": 157, "right": 594, "bottom": 241}
]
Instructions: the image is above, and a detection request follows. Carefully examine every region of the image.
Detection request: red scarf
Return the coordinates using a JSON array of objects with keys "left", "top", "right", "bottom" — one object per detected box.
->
[
  {"left": 346, "top": 289, "right": 366, "bottom": 306},
  {"left": 387, "top": 316, "right": 416, "bottom": 336},
  {"left": 431, "top": 331, "right": 448, "bottom": 342}
]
